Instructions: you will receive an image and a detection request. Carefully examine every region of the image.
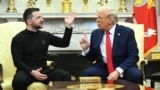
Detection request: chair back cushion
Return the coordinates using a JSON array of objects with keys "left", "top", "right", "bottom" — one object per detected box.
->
[{"left": 0, "top": 22, "right": 26, "bottom": 80}]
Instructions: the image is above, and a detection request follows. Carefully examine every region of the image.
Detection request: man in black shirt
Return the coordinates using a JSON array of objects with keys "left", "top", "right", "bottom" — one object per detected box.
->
[{"left": 11, "top": 8, "right": 76, "bottom": 90}]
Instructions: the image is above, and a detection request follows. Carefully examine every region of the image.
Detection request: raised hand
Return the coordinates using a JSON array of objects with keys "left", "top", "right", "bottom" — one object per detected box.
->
[
  {"left": 79, "top": 33, "right": 90, "bottom": 51},
  {"left": 64, "top": 12, "right": 77, "bottom": 28}
]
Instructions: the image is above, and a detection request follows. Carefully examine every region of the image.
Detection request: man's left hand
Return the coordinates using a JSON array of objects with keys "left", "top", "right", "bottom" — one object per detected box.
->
[{"left": 107, "top": 70, "right": 120, "bottom": 80}]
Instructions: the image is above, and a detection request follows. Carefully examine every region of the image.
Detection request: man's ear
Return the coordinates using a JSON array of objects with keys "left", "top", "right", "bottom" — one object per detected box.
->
[
  {"left": 27, "top": 19, "right": 32, "bottom": 24},
  {"left": 108, "top": 19, "right": 113, "bottom": 24}
]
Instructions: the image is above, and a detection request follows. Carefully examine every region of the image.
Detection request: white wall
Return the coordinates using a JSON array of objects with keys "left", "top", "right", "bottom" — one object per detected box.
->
[
  {"left": 0, "top": 0, "right": 133, "bottom": 13},
  {"left": 0, "top": 0, "right": 159, "bottom": 49}
]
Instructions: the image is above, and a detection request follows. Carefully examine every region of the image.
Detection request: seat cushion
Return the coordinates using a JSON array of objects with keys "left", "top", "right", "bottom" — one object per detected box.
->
[
  {"left": 151, "top": 72, "right": 160, "bottom": 80},
  {"left": 1, "top": 78, "right": 48, "bottom": 90},
  {"left": 27, "top": 82, "right": 48, "bottom": 90}
]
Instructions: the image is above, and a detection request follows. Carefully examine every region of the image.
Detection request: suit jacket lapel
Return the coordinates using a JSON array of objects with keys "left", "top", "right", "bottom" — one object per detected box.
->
[
  {"left": 94, "top": 30, "right": 104, "bottom": 54},
  {"left": 97, "top": 31, "right": 104, "bottom": 46},
  {"left": 112, "top": 24, "right": 121, "bottom": 55}
]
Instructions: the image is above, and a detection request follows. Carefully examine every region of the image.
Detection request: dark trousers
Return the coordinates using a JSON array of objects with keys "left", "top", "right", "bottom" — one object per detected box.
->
[
  {"left": 12, "top": 68, "right": 71, "bottom": 90},
  {"left": 82, "top": 64, "right": 143, "bottom": 85}
]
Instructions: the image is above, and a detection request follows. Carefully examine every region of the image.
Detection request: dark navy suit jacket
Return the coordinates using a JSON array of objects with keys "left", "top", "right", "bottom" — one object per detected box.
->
[{"left": 85, "top": 24, "right": 139, "bottom": 72}]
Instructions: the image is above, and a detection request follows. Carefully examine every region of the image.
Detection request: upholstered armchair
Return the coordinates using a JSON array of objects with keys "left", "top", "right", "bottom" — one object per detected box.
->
[
  {"left": 118, "top": 22, "right": 148, "bottom": 85},
  {"left": 0, "top": 22, "right": 54, "bottom": 90}
]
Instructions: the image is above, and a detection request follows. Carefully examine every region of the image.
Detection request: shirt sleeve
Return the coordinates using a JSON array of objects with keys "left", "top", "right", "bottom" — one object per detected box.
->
[
  {"left": 116, "top": 67, "right": 124, "bottom": 77},
  {"left": 11, "top": 38, "right": 32, "bottom": 73},
  {"left": 82, "top": 48, "right": 90, "bottom": 56}
]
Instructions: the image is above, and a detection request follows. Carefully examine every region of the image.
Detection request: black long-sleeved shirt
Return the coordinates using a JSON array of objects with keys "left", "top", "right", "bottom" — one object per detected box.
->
[{"left": 11, "top": 27, "right": 72, "bottom": 73}]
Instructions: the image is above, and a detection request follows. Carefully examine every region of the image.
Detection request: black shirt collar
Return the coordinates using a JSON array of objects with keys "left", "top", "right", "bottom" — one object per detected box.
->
[{"left": 24, "top": 29, "right": 40, "bottom": 34}]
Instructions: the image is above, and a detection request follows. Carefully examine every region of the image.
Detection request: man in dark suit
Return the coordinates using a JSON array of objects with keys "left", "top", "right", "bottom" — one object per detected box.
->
[{"left": 80, "top": 6, "right": 143, "bottom": 85}]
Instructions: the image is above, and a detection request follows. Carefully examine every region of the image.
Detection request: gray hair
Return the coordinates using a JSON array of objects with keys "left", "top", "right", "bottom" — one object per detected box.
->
[{"left": 97, "top": 6, "right": 118, "bottom": 24}]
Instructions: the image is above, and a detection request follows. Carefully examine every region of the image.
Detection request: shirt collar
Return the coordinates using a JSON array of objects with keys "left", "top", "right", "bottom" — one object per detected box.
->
[
  {"left": 106, "top": 24, "right": 116, "bottom": 35},
  {"left": 25, "top": 29, "right": 40, "bottom": 34}
]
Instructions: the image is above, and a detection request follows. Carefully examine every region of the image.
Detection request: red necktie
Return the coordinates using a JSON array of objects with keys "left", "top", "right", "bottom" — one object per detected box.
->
[{"left": 106, "top": 32, "right": 114, "bottom": 74}]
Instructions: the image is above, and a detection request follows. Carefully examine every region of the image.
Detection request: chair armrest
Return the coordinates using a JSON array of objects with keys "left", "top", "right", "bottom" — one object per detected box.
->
[
  {"left": 140, "top": 59, "right": 148, "bottom": 82},
  {"left": 0, "top": 63, "right": 3, "bottom": 83},
  {"left": 47, "top": 61, "right": 55, "bottom": 69},
  {"left": 0, "top": 61, "right": 54, "bottom": 83},
  {"left": 140, "top": 59, "right": 148, "bottom": 65}
]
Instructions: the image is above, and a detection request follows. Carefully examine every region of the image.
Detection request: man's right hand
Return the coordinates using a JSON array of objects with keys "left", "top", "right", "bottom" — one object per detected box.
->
[
  {"left": 30, "top": 67, "right": 48, "bottom": 81},
  {"left": 79, "top": 33, "right": 90, "bottom": 51},
  {"left": 64, "top": 12, "right": 77, "bottom": 29}
]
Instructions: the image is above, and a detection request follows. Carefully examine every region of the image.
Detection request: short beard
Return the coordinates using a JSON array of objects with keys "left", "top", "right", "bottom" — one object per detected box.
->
[{"left": 32, "top": 25, "right": 42, "bottom": 30}]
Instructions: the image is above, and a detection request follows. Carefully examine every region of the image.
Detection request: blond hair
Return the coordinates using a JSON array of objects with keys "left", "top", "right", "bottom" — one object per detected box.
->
[{"left": 97, "top": 6, "right": 118, "bottom": 24}]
